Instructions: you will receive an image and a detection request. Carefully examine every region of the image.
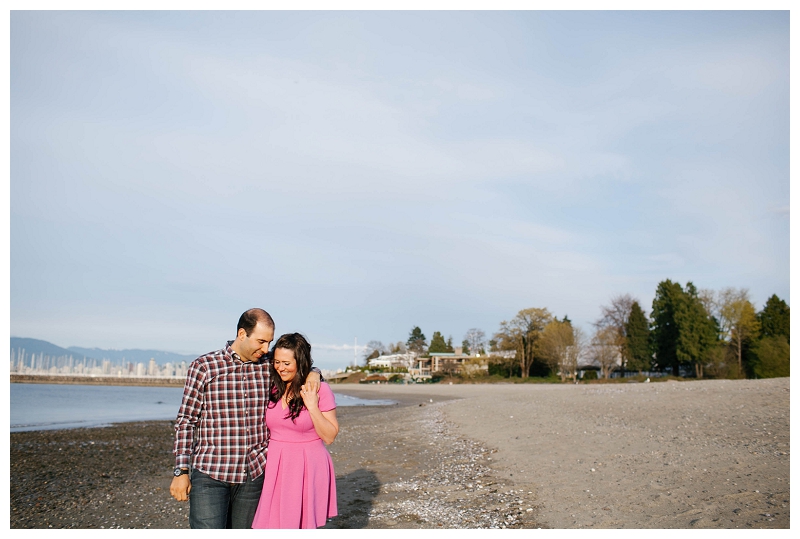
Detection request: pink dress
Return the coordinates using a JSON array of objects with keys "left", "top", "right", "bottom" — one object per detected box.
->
[{"left": 251, "top": 382, "right": 338, "bottom": 529}]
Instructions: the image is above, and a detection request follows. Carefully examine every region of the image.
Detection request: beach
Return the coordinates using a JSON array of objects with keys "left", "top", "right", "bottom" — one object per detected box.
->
[{"left": 10, "top": 378, "right": 789, "bottom": 529}]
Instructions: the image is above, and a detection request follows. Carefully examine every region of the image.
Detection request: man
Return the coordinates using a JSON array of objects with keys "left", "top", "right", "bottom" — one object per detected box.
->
[{"left": 169, "top": 308, "right": 321, "bottom": 528}]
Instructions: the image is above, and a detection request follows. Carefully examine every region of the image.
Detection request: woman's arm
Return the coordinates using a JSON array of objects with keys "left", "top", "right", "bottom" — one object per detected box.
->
[
  {"left": 300, "top": 383, "right": 339, "bottom": 445},
  {"left": 310, "top": 408, "right": 339, "bottom": 445}
]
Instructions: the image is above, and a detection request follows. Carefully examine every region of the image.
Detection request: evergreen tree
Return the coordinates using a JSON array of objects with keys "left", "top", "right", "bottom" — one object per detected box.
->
[
  {"left": 678, "top": 283, "right": 718, "bottom": 378},
  {"left": 461, "top": 339, "right": 471, "bottom": 355},
  {"left": 406, "top": 326, "right": 427, "bottom": 356},
  {"left": 625, "top": 301, "right": 651, "bottom": 373},
  {"left": 758, "top": 294, "right": 790, "bottom": 343},
  {"left": 652, "top": 280, "right": 717, "bottom": 377},
  {"left": 651, "top": 279, "right": 683, "bottom": 375},
  {"left": 428, "top": 331, "right": 448, "bottom": 353},
  {"left": 446, "top": 335, "right": 455, "bottom": 353}
]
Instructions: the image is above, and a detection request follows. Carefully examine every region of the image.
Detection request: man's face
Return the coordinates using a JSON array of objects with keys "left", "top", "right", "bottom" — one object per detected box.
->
[{"left": 237, "top": 322, "right": 274, "bottom": 362}]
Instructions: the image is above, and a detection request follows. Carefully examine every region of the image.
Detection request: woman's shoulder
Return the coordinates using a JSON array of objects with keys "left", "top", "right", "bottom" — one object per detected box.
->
[{"left": 318, "top": 382, "right": 336, "bottom": 409}]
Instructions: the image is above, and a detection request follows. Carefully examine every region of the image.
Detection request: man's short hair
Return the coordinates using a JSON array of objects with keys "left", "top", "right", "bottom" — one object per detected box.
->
[{"left": 237, "top": 308, "right": 275, "bottom": 336}]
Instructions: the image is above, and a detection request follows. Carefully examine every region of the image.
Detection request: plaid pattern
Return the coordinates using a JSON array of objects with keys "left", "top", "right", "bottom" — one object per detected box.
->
[{"left": 174, "top": 341, "right": 271, "bottom": 483}]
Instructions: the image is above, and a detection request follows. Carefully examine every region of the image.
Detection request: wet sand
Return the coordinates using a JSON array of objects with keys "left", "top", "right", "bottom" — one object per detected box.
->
[{"left": 10, "top": 378, "right": 789, "bottom": 529}]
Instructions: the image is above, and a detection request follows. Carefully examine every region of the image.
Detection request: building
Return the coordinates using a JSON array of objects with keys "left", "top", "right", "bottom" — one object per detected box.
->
[
  {"left": 409, "top": 347, "right": 488, "bottom": 378},
  {"left": 367, "top": 352, "right": 415, "bottom": 370}
]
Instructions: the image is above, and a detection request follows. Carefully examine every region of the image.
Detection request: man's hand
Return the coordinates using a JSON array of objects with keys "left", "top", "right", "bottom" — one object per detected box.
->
[
  {"left": 170, "top": 474, "right": 191, "bottom": 501},
  {"left": 305, "top": 371, "right": 321, "bottom": 394}
]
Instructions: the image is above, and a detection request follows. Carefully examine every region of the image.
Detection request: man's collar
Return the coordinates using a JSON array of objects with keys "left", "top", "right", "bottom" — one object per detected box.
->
[
  {"left": 226, "top": 340, "right": 244, "bottom": 363},
  {"left": 226, "top": 340, "right": 266, "bottom": 365}
]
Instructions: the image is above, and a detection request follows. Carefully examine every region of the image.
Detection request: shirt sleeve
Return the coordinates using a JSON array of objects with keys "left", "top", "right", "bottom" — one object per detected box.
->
[
  {"left": 318, "top": 382, "right": 336, "bottom": 412},
  {"left": 173, "top": 360, "right": 206, "bottom": 469}
]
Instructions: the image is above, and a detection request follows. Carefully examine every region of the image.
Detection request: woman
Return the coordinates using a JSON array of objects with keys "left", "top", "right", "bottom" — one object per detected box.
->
[{"left": 251, "top": 333, "right": 338, "bottom": 529}]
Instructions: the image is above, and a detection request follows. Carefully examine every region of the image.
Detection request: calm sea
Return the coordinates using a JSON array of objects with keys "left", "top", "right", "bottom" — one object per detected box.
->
[{"left": 10, "top": 383, "right": 394, "bottom": 432}]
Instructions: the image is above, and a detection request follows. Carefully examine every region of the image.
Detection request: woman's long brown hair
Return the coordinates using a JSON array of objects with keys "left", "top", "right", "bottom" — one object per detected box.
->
[{"left": 268, "top": 333, "right": 313, "bottom": 422}]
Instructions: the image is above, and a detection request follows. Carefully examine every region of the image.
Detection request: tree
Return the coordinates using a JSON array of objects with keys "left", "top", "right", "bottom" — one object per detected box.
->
[
  {"left": 406, "top": 326, "right": 427, "bottom": 356},
  {"left": 698, "top": 288, "right": 726, "bottom": 342},
  {"left": 388, "top": 341, "right": 407, "bottom": 354},
  {"left": 624, "top": 301, "right": 651, "bottom": 373},
  {"left": 429, "top": 331, "right": 448, "bottom": 354},
  {"left": 591, "top": 326, "right": 619, "bottom": 379},
  {"left": 718, "top": 288, "right": 760, "bottom": 378},
  {"left": 675, "top": 282, "right": 718, "bottom": 379},
  {"left": 446, "top": 336, "right": 455, "bottom": 353},
  {"left": 461, "top": 340, "right": 470, "bottom": 355},
  {"left": 540, "top": 320, "right": 585, "bottom": 382},
  {"left": 651, "top": 280, "right": 717, "bottom": 377},
  {"left": 595, "top": 294, "right": 635, "bottom": 370},
  {"left": 650, "top": 279, "right": 683, "bottom": 375},
  {"left": 749, "top": 336, "right": 790, "bottom": 378},
  {"left": 758, "top": 294, "right": 790, "bottom": 343},
  {"left": 703, "top": 342, "right": 733, "bottom": 379},
  {"left": 363, "top": 341, "right": 385, "bottom": 361},
  {"left": 463, "top": 328, "right": 487, "bottom": 356},
  {"left": 494, "top": 308, "right": 554, "bottom": 378}
]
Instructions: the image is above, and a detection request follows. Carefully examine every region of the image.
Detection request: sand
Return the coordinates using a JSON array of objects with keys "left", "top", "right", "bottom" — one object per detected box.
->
[{"left": 10, "top": 377, "right": 790, "bottom": 529}]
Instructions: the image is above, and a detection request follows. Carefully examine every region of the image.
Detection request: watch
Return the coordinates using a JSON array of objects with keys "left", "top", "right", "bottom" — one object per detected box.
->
[{"left": 173, "top": 467, "right": 189, "bottom": 477}]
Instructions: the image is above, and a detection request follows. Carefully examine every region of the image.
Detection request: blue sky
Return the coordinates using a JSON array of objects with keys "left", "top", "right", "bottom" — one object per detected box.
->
[{"left": 9, "top": 10, "right": 790, "bottom": 370}]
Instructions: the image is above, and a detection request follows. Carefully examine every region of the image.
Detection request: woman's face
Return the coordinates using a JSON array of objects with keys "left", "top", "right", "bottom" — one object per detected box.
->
[{"left": 273, "top": 348, "right": 298, "bottom": 383}]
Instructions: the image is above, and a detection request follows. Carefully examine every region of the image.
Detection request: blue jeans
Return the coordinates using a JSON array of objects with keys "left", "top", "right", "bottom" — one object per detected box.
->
[{"left": 189, "top": 469, "right": 264, "bottom": 529}]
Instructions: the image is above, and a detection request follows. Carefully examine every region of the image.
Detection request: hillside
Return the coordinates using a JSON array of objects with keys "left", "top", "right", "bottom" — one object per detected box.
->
[
  {"left": 10, "top": 337, "right": 93, "bottom": 360},
  {"left": 10, "top": 337, "right": 198, "bottom": 366},
  {"left": 67, "top": 346, "right": 198, "bottom": 365}
]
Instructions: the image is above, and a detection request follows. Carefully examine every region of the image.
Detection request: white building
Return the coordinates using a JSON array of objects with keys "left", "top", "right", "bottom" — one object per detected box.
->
[{"left": 367, "top": 352, "right": 415, "bottom": 369}]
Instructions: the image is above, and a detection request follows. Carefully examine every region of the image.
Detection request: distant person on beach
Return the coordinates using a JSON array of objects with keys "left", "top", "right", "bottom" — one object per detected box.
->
[
  {"left": 169, "top": 309, "right": 321, "bottom": 529},
  {"left": 252, "top": 333, "right": 338, "bottom": 529}
]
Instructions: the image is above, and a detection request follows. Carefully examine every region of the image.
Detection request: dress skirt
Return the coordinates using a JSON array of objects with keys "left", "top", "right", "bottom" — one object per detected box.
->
[{"left": 251, "top": 438, "right": 338, "bottom": 529}]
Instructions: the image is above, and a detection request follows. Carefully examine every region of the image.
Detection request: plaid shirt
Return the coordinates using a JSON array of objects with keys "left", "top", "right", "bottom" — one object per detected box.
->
[{"left": 173, "top": 341, "right": 272, "bottom": 483}]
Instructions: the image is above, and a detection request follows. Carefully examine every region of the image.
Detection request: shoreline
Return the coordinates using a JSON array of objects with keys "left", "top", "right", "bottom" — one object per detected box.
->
[
  {"left": 10, "top": 374, "right": 184, "bottom": 387},
  {"left": 10, "top": 378, "right": 789, "bottom": 529}
]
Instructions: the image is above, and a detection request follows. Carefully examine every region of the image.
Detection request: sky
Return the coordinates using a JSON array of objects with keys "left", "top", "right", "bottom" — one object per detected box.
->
[{"left": 9, "top": 10, "right": 790, "bottom": 370}]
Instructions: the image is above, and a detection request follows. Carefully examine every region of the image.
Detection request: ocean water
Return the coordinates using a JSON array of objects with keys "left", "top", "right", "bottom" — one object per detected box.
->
[{"left": 10, "top": 383, "right": 394, "bottom": 432}]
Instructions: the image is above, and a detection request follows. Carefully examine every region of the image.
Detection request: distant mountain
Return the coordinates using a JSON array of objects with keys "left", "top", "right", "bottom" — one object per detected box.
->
[
  {"left": 67, "top": 347, "right": 198, "bottom": 365},
  {"left": 10, "top": 337, "right": 95, "bottom": 360},
  {"left": 10, "top": 337, "right": 198, "bottom": 366}
]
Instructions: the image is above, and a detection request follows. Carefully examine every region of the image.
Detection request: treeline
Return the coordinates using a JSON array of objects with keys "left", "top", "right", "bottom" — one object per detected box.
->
[
  {"left": 490, "top": 281, "right": 789, "bottom": 380},
  {"left": 643, "top": 281, "right": 789, "bottom": 379},
  {"left": 363, "top": 279, "right": 789, "bottom": 381},
  {"left": 362, "top": 327, "right": 489, "bottom": 360}
]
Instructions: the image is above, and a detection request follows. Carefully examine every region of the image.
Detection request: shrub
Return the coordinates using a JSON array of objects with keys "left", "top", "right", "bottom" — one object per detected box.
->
[
  {"left": 750, "top": 336, "right": 790, "bottom": 379},
  {"left": 582, "top": 370, "right": 598, "bottom": 381}
]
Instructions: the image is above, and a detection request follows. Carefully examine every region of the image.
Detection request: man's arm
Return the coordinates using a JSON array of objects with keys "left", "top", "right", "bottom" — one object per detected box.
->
[
  {"left": 170, "top": 361, "right": 205, "bottom": 501},
  {"left": 305, "top": 367, "right": 323, "bottom": 393}
]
